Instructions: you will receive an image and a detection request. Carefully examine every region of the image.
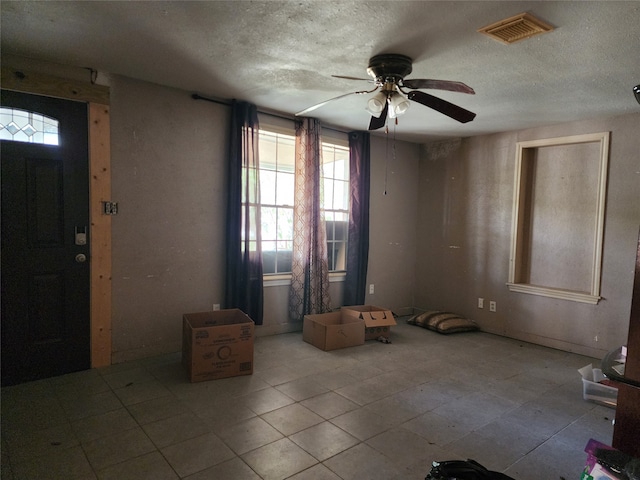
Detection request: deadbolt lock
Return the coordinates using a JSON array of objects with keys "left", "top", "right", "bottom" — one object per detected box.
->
[{"left": 75, "top": 226, "right": 87, "bottom": 245}]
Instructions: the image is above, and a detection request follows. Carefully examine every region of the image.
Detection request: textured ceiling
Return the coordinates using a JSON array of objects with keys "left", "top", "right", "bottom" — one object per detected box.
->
[{"left": 2, "top": 1, "right": 639, "bottom": 143}]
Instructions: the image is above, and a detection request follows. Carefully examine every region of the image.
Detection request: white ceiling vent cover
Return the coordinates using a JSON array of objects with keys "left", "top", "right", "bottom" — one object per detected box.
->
[{"left": 478, "top": 12, "right": 554, "bottom": 45}]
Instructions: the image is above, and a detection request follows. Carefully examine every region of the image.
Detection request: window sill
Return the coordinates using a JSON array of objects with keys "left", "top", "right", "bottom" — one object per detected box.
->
[
  {"left": 264, "top": 271, "right": 346, "bottom": 287},
  {"left": 506, "top": 282, "right": 601, "bottom": 304}
]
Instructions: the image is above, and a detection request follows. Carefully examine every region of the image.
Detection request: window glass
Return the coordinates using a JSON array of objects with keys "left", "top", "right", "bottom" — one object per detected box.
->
[
  {"left": 260, "top": 134, "right": 277, "bottom": 170},
  {"left": 258, "top": 131, "right": 296, "bottom": 274},
  {"left": 277, "top": 137, "right": 295, "bottom": 172},
  {"left": 321, "top": 142, "right": 350, "bottom": 271},
  {"left": 256, "top": 129, "right": 349, "bottom": 274},
  {"left": 260, "top": 170, "right": 277, "bottom": 204},
  {"left": 276, "top": 171, "right": 295, "bottom": 205}
]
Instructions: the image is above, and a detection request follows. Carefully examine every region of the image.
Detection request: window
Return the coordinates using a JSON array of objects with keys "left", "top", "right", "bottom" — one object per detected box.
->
[
  {"left": 0, "top": 107, "right": 59, "bottom": 145},
  {"left": 258, "top": 131, "right": 295, "bottom": 274},
  {"left": 257, "top": 129, "right": 349, "bottom": 275},
  {"left": 322, "top": 142, "right": 350, "bottom": 271}
]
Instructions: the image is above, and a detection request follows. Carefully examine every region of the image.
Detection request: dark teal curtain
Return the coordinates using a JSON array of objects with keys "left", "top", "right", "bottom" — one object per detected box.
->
[
  {"left": 225, "top": 101, "right": 264, "bottom": 324},
  {"left": 344, "top": 131, "right": 370, "bottom": 305}
]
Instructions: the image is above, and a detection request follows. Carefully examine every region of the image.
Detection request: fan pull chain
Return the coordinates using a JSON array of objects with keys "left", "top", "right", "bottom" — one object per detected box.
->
[
  {"left": 384, "top": 125, "right": 389, "bottom": 195},
  {"left": 393, "top": 120, "right": 397, "bottom": 166},
  {"left": 383, "top": 121, "right": 398, "bottom": 196}
]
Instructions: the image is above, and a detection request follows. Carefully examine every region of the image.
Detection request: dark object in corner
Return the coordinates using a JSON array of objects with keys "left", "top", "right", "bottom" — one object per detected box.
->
[
  {"left": 634, "top": 85, "right": 640, "bottom": 105},
  {"left": 407, "top": 311, "right": 479, "bottom": 334},
  {"left": 426, "top": 459, "right": 515, "bottom": 480}
]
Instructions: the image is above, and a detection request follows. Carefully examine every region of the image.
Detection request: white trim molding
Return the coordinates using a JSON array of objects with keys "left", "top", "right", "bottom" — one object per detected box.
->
[{"left": 508, "top": 132, "right": 610, "bottom": 304}]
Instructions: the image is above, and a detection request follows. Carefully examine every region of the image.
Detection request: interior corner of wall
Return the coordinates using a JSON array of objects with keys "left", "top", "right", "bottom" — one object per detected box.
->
[{"left": 421, "top": 137, "right": 463, "bottom": 161}]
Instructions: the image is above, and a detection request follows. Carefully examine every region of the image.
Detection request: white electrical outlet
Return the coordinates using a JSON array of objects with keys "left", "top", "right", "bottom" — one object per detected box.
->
[
  {"left": 478, "top": 297, "right": 484, "bottom": 309},
  {"left": 489, "top": 301, "right": 496, "bottom": 312},
  {"left": 369, "top": 284, "right": 375, "bottom": 295},
  {"left": 213, "top": 304, "right": 220, "bottom": 311}
]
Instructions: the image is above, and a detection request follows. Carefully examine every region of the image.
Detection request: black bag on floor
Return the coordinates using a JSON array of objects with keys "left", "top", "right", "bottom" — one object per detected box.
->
[{"left": 425, "top": 459, "right": 516, "bottom": 480}]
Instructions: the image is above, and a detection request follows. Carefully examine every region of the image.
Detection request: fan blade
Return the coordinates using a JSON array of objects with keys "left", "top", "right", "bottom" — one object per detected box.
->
[
  {"left": 402, "top": 79, "right": 475, "bottom": 94},
  {"left": 368, "top": 102, "right": 388, "bottom": 130},
  {"left": 332, "top": 75, "right": 372, "bottom": 81},
  {"left": 407, "top": 90, "right": 476, "bottom": 123},
  {"left": 295, "top": 90, "right": 369, "bottom": 116}
]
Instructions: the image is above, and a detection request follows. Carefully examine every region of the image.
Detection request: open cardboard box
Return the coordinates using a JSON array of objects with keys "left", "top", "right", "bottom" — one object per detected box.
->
[
  {"left": 303, "top": 311, "right": 365, "bottom": 351},
  {"left": 182, "top": 309, "right": 254, "bottom": 382},
  {"left": 341, "top": 305, "right": 396, "bottom": 340}
]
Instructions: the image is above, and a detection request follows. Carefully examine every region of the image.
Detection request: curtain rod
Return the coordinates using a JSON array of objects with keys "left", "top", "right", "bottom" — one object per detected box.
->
[
  {"left": 192, "top": 93, "right": 295, "bottom": 124},
  {"left": 191, "top": 93, "right": 350, "bottom": 135}
]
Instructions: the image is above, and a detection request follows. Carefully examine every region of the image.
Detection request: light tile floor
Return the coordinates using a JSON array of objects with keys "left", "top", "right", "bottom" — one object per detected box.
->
[{"left": 1, "top": 319, "right": 615, "bottom": 480}]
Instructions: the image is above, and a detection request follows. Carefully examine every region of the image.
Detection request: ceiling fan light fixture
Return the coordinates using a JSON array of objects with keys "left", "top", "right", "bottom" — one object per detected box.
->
[
  {"left": 366, "top": 91, "right": 388, "bottom": 114},
  {"left": 388, "top": 92, "right": 410, "bottom": 118},
  {"left": 298, "top": 53, "right": 476, "bottom": 128}
]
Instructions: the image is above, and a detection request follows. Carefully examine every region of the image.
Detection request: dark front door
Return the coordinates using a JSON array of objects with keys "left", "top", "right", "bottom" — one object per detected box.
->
[{"left": 1, "top": 90, "right": 90, "bottom": 386}]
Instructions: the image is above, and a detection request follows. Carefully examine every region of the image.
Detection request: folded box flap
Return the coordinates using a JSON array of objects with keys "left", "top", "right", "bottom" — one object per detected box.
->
[
  {"left": 359, "top": 310, "right": 397, "bottom": 327},
  {"left": 184, "top": 309, "right": 254, "bottom": 329},
  {"left": 340, "top": 306, "right": 397, "bottom": 328}
]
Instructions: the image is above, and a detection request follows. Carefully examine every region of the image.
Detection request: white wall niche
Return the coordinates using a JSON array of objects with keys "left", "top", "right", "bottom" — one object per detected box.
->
[{"left": 508, "top": 132, "right": 610, "bottom": 304}]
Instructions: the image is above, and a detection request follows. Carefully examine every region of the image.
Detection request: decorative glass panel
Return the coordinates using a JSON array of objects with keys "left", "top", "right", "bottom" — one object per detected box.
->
[{"left": 0, "top": 108, "right": 59, "bottom": 145}]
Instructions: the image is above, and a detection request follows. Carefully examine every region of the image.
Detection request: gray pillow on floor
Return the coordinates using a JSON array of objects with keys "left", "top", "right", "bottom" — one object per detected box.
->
[{"left": 407, "top": 311, "right": 479, "bottom": 334}]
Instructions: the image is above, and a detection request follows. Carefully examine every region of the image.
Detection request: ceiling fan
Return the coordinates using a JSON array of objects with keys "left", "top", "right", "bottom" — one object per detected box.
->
[{"left": 296, "top": 53, "right": 476, "bottom": 130}]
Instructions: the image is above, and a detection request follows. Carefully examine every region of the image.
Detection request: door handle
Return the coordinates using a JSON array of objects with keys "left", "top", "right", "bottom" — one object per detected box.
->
[{"left": 75, "top": 253, "right": 87, "bottom": 263}]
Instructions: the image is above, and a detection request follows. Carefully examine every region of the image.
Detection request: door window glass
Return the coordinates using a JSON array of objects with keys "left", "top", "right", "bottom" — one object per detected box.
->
[{"left": 0, "top": 107, "right": 59, "bottom": 145}]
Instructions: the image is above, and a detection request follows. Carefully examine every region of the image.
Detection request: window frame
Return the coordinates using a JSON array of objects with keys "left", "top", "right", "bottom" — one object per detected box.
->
[
  {"left": 321, "top": 139, "right": 350, "bottom": 273},
  {"left": 257, "top": 129, "right": 295, "bottom": 275},
  {"left": 255, "top": 119, "right": 349, "bottom": 284},
  {"left": 507, "top": 132, "right": 610, "bottom": 304}
]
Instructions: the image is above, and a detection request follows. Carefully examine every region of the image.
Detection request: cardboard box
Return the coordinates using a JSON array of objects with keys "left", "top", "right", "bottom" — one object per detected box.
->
[
  {"left": 303, "top": 311, "right": 365, "bottom": 351},
  {"left": 182, "top": 309, "right": 254, "bottom": 382},
  {"left": 578, "top": 364, "right": 618, "bottom": 408},
  {"left": 341, "top": 305, "right": 397, "bottom": 340}
]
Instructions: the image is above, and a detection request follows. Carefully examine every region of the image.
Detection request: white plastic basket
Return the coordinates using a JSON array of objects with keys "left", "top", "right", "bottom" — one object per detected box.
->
[{"left": 579, "top": 364, "right": 618, "bottom": 408}]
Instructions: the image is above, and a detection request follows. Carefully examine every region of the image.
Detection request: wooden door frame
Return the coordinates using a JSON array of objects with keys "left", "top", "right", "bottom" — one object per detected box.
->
[{"left": 2, "top": 66, "right": 112, "bottom": 367}]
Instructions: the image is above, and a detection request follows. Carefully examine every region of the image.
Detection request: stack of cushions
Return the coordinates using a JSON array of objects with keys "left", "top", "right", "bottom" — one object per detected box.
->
[{"left": 406, "top": 311, "right": 479, "bottom": 334}]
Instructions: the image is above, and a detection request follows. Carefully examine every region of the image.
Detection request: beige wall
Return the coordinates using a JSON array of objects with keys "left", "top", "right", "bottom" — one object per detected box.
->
[
  {"left": 416, "top": 113, "right": 640, "bottom": 358},
  {"left": 5, "top": 54, "right": 638, "bottom": 363},
  {"left": 109, "top": 75, "right": 421, "bottom": 362},
  {"left": 110, "top": 76, "right": 228, "bottom": 362},
  {"left": 365, "top": 136, "right": 420, "bottom": 314}
]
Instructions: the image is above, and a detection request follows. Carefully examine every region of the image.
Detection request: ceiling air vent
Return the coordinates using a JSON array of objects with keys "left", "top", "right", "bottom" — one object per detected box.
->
[{"left": 478, "top": 12, "right": 554, "bottom": 44}]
